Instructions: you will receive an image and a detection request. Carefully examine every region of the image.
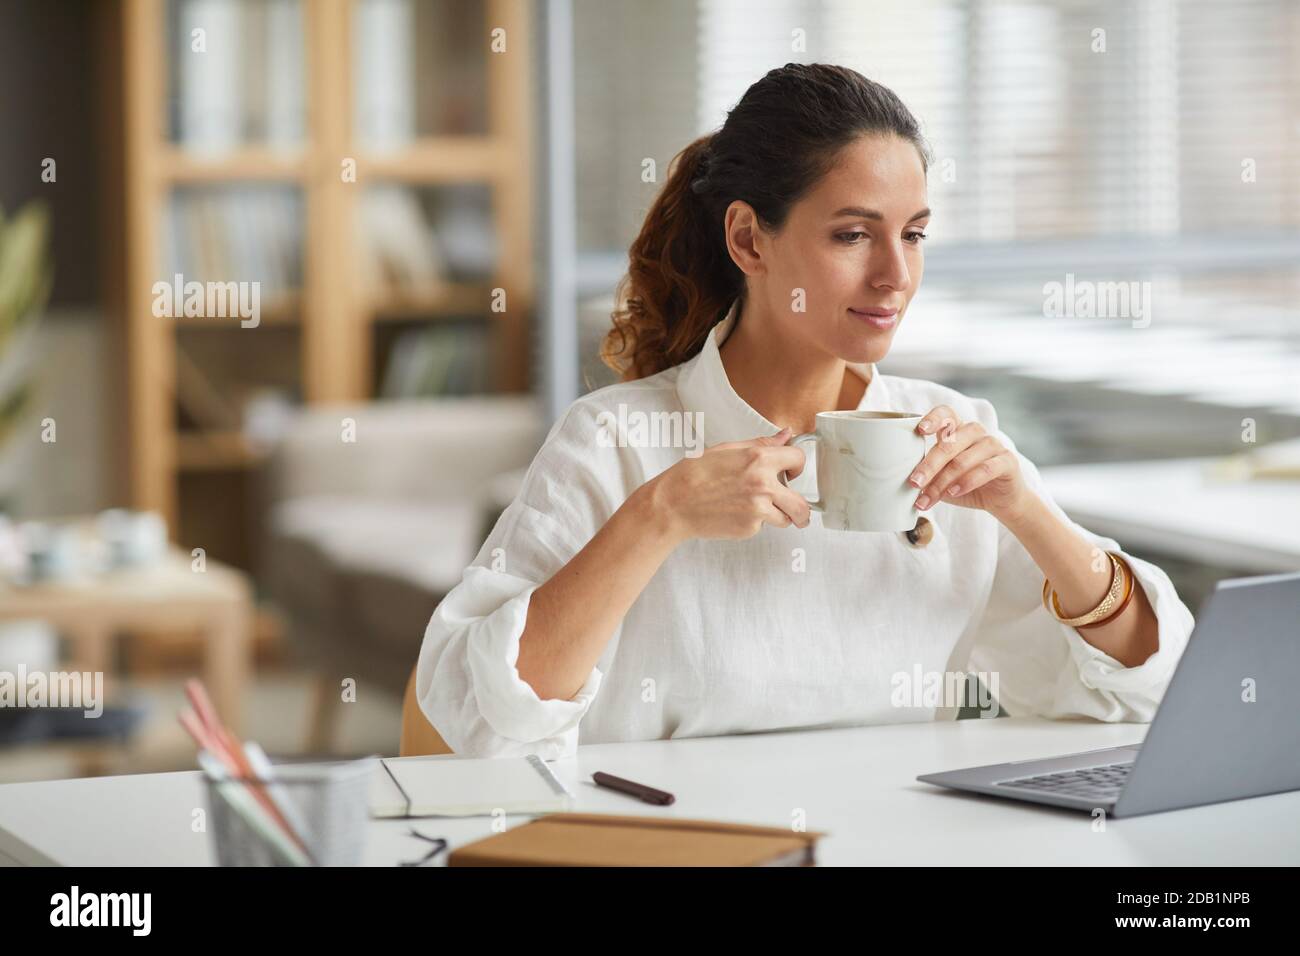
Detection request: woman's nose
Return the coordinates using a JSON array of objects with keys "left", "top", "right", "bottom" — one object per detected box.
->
[{"left": 869, "top": 246, "right": 911, "bottom": 292}]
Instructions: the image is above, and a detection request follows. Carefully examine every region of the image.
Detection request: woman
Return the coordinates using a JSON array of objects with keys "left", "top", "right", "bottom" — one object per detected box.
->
[{"left": 416, "top": 63, "right": 1194, "bottom": 759}]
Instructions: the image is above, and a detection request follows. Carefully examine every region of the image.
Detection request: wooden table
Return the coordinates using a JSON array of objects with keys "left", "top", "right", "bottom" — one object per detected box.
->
[{"left": 0, "top": 549, "right": 253, "bottom": 733}]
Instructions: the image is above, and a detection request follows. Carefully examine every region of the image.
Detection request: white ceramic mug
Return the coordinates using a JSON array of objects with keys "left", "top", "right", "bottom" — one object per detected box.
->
[{"left": 779, "top": 410, "right": 927, "bottom": 532}]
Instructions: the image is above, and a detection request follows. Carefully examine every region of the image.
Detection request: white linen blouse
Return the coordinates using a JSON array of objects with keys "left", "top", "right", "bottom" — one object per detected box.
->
[{"left": 416, "top": 298, "right": 1195, "bottom": 759}]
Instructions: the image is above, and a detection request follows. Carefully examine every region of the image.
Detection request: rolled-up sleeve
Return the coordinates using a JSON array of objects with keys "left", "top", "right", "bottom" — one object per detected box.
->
[
  {"left": 415, "top": 402, "right": 618, "bottom": 758},
  {"left": 964, "top": 399, "right": 1196, "bottom": 723},
  {"left": 418, "top": 562, "right": 602, "bottom": 758}
]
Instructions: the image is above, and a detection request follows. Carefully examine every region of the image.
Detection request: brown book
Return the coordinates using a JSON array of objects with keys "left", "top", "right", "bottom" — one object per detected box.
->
[{"left": 447, "top": 813, "right": 825, "bottom": 867}]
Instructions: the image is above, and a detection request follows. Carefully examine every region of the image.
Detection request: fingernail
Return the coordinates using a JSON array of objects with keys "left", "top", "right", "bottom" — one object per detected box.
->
[
  {"left": 916, "top": 494, "right": 931, "bottom": 509},
  {"left": 908, "top": 472, "right": 923, "bottom": 486},
  {"left": 947, "top": 485, "right": 961, "bottom": 497},
  {"left": 918, "top": 421, "right": 932, "bottom": 433}
]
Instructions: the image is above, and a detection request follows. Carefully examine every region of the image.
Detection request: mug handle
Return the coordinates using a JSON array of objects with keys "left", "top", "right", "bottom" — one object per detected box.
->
[{"left": 778, "top": 432, "right": 823, "bottom": 512}]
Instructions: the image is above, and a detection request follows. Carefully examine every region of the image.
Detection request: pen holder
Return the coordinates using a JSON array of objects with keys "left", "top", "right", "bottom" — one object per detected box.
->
[{"left": 204, "top": 756, "right": 378, "bottom": 867}]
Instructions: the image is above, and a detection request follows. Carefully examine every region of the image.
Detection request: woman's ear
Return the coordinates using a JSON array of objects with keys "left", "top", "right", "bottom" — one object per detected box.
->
[{"left": 723, "top": 200, "right": 764, "bottom": 278}]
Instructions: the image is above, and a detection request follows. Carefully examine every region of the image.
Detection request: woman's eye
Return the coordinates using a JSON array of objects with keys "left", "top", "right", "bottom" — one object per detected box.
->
[{"left": 837, "top": 230, "right": 928, "bottom": 245}]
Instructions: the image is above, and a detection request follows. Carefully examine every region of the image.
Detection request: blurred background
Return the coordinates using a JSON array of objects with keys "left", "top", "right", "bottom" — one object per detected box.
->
[{"left": 0, "top": 0, "right": 1297, "bottom": 782}]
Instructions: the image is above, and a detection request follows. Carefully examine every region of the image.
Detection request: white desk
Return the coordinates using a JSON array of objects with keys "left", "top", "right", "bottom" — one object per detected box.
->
[
  {"left": 889, "top": 298, "right": 1300, "bottom": 415},
  {"left": 1, "top": 717, "right": 1297, "bottom": 865},
  {"left": 1041, "top": 457, "right": 1300, "bottom": 573}
]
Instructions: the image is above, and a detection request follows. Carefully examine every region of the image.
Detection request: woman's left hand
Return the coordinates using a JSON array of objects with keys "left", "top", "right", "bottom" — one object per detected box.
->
[{"left": 908, "top": 405, "right": 1032, "bottom": 523}]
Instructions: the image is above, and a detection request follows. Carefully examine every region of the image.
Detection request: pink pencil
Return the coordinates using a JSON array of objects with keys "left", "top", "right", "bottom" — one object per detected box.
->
[{"left": 179, "top": 683, "right": 315, "bottom": 860}]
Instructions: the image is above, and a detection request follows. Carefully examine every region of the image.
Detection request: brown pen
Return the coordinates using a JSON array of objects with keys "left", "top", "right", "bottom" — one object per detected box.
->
[{"left": 592, "top": 771, "right": 676, "bottom": 806}]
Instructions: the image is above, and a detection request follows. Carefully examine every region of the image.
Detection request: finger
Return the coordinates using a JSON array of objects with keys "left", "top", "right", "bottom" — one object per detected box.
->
[
  {"left": 925, "top": 433, "right": 1000, "bottom": 494},
  {"left": 916, "top": 405, "right": 961, "bottom": 442},
  {"left": 918, "top": 436, "right": 1002, "bottom": 507},
  {"left": 752, "top": 426, "right": 794, "bottom": 447},
  {"left": 908, "top": 421, "right": 986, "bottom": 490},
  {"left": 944, "top": 451, "right": 1013, "bottom": 499},
  {"left": 759, "top": 499, "right": 793, "bottom": 529},
  {"left": 759, "top": 443, "right": 808, "bottom": 480},
  {"left": 770, "top": 482, "right": 812, "bottom": 528},
  {"left": 778, "top": 430, "right": 809, "bottom": 480},
  {"left": 715, "top": 426, "right": 792, "bottom": 451}
]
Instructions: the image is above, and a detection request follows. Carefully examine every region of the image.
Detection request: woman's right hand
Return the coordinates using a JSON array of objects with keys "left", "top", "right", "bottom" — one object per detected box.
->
[
  {"left": 638, "top": 426, "right": 812, "bottom": 542},
  {"left": 515, "top": 427, "right": 807, "bottom": 704}
]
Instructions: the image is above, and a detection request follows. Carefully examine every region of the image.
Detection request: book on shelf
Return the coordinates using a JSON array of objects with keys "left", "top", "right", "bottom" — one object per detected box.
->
[
  {"left": 173, "top": 0, "right": 304, "bottom": 150},
  {"left": 352, "top": 0, "right": 487, "bottom": 146},
  {"left": 263, "top": 0, "right": 305, "bottom": 147},
  {"left": 354, "top": 0, "right": 416, "bottom": 150},
  {"left": 165, "top": 188, "right": 302, "bottom": 307},
  {"left": 358, "top": 185, "right": 498, "bottom": 302},
  {"left": 380, "top": 323, "right": 491, "bottom": 399},
  {"left": 359, "top": 186, "right": 447, "bottom": 296},
  {"left": 175, "top": 0, "right": 241, "bottom": 152}
]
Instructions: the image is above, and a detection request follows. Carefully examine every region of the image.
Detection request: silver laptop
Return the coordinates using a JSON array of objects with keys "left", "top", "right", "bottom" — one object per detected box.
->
[{"left": 917, "top": 571, "right": 1300, "bottom": 818}]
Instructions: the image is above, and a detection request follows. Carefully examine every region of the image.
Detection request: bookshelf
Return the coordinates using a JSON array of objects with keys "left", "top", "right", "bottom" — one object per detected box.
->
[{"left": 117, "top": 0, "right": 535, "bottom": 567}]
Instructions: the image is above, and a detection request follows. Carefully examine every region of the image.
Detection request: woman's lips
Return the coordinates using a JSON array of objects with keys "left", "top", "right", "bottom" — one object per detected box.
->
[{"left": 849, "top": 307, "right": 898, "bottom": 330}]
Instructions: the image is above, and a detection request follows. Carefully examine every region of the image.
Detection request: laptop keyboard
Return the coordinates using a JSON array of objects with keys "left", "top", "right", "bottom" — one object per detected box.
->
[{"left": 995, "top": 761, "right": 1133, "bottom": 801}]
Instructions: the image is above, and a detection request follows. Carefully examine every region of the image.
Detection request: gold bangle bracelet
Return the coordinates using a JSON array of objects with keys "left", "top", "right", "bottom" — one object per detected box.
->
[
  {"left": 1076, "top": 562, "right": 1136, "bottom": 629},
  {"left": 1041, "top": 551, "right": 1129, "bottom": 627}
]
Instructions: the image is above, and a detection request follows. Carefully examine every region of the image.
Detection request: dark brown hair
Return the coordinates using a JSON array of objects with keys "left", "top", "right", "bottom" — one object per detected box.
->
[{"left": 601, "top": 63, "right": 932, "bottom": 381}]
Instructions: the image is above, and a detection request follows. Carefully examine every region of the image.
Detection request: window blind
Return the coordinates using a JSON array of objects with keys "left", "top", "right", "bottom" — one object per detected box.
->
[
  {"left": 698, "top": 0, "right": 1300, "bottom": 244},
  {"left": 573, "top": 0, "right": 1300, "bottom": 252}
]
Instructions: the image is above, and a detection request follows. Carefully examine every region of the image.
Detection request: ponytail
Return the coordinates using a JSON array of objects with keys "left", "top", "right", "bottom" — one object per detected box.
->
[{"left": 600, "top": 134, "right": 742, "bottom": 381}]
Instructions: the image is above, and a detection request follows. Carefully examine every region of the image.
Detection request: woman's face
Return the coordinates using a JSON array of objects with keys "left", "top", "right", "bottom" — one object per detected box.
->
[{"left": 741, "top": 133, "right": 930, "bottom": 366}]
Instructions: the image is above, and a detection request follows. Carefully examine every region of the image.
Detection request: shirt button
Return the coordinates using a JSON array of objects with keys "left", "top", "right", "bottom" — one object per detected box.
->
[{"left": 904, "top": 516, "right": 935, "bottom": 548}]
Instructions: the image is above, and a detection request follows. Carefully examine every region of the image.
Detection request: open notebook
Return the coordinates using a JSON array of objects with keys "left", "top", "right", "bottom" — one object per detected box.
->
[{"left": 369, "top": 753, "right": 573, "bottom": 818}]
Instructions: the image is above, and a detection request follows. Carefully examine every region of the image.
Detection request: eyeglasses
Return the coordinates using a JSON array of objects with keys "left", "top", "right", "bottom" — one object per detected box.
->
[{"left": 399, "top": 828, "right": 449, "bottom": 867}]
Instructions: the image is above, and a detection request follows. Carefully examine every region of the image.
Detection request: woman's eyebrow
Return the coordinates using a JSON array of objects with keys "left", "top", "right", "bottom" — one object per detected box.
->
[{"left": 832, "top": 205, "right": 931, "bottom": 222}]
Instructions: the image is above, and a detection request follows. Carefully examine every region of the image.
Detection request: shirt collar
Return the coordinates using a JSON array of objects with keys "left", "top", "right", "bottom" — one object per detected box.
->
[{"left": 676, "top": 296, "right": 888, "bottom": 444}]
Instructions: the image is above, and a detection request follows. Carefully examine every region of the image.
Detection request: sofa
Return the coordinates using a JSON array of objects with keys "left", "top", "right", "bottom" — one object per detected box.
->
[{"left": 259, "top": 395, "right": 543, "bottom": 751}]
